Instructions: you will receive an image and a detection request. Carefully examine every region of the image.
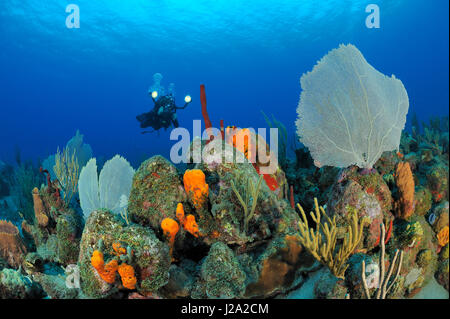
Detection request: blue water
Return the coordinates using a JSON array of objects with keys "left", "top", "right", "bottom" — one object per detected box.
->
[{"left": 0, "top": 0, "right": 448, "bottom": 167}]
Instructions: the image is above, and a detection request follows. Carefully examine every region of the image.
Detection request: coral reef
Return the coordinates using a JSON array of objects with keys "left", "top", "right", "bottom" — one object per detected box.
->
[
  {"left": 42, "top": 130, "right": 93, "bottom": 181},
  {"left": 0, "top": 81, "right": 446, "bottom": 301},
  {"left": 22, "top": 184, "right": 82, "bottom": 267},
  {"left": 78, "top": 209, "right": 171, "bottom": 298}
]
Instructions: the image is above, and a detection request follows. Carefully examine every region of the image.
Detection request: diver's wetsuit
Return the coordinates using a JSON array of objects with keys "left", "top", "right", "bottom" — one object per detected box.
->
[
  {"left": 136, "top": 94, "right": 189, "bottom": 133},
  {"left": 157, "top": 95, "right": 179, "bottom": 128}
]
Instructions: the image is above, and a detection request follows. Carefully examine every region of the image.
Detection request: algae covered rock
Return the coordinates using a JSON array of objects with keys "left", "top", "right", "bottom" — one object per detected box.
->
[
  {"left": 394, "top": 218, "right": 425, "bottom": 250},
  {"left": 32, "top": 264, "right": 82, "bottom": 299},
  {"left": 435, "top": 243, "right": 449, "bottom": 291},
  {"left": 374, "top": 150, "right": 401, "bottom": 176},
  {"left": 313, "top": 268, "right": 348, "bottom": 299},
  {"left": 126, "top": 151, "right": 306, "bottom": 299},
  {"left": 414, "top": 186, "right": 432, "bottom": 216},
  {"left": 193, "top": 138, "right": 299, "bottom": 246},
  {"left": 416, "top": 249, "right": 435, "bottom": 269},
  {"left": 160, "top": 261, "right": 196, "bottom": 298},
  {"left": 243, "top": 234, "right": 316, "bottom": 298},
  {"left": 429, "top": 201, "right": 449, "bottom": 233},
  {"left": 36, "top": 234, "right": 59, "bottom": 262},
  {"left": 56, "top": 212, "right": 81, "bottom": 265},
  {"left": 128, "top": 155, "right": 187, "bottom": 229},
  {"left": 192, "top": 242, "right": 246, "bottom": 299},
  {"left": 78, "top": 209, "right": 171, "bottom": 298},
  {"left": 0, "top": 257, "right": 8, "bottom": 271},
  {"left": 0, "top": 268, "right": 44, "bottom": 298},
  {"left": 327, "top": 167, "right": 394, "bottom": 251},
  {"left": 23, "top": 252, "right": 44, "bottom": 275},
  {"left": 392, "top": 216, "right": 438, "bottom": 297},
  {"left": 435, "top": 256, "right": 449, "bottom": 291},
  {"left": 345, "top": 253, "right": 379, "bottom": 298},
  {"left": 425, "top": 161, "right": 448, "bottom": 203}
]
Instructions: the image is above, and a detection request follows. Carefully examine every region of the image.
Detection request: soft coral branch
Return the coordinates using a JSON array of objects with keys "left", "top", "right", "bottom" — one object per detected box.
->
[{"left": 200, "top": 84, "right": 214, "bottom": 143}]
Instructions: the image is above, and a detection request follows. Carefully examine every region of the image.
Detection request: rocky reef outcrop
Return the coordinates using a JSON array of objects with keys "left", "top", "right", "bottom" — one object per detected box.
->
[{"left": 78, "top": 209, "right": 171, "bottom": 298}]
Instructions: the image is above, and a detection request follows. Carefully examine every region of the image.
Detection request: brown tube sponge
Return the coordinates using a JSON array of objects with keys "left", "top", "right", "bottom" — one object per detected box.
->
[
  {"left": 32, "top": 187, "right": 48, "bottom": 227},
  {"left": 395, "top": 162, "right": 415, "bottom": 219},
  {"left": 0, "top": 220, "right": 27, "bottom": 268}
]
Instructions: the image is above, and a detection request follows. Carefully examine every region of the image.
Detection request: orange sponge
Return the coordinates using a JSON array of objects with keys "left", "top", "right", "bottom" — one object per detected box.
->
[
  {"left": 91, "top": 250, "right": 118, "bottom": 284},
  {"left": 101, "top": 259, "right": 119, "bottom": 284},
  {"left": 161, "top": 217, "right": 179, "bottom": 256},
  {"left": 184, "top": 214, "right": 200, "bottom": 238},
  {"left": 175, "top": 203, "right": 202, "bottom": 238},
  {"left": 395, "top": 162, "right": 415, "bottom": 219},
  {"left": 112, "top": 242, "right": 127, "bottom": 256},
  {"left": 118, "top": 263, "right": 137, "bottom": 290},
  {"left": 91, "top": 250, "right": 105, "bottom": 270},
  {"left": 176, "top": 203, "right": 186, "bottom": 226},
  {"left": 183, "top": 169, "right": 209, "bottom": 210}
]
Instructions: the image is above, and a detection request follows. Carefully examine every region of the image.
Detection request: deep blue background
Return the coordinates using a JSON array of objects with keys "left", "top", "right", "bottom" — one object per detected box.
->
[{"left": 0, "top": 0, "right": 448, "bottom": 167}]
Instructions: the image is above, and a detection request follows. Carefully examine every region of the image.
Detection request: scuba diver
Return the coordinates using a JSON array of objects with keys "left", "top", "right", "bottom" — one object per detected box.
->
[{"left": 136, "top": 73, "right": 192, "bottom": 134}]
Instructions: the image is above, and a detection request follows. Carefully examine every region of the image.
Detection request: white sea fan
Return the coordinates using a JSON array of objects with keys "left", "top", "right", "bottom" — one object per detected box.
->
[
  {"left": 78, "top": 155, "right": 135, "bottom": 219},
  {"left": 296, "top": 44, "right": 409, "bottom": 169},
  {"left": 78, "top": 158, "right": 100, "bottom": 219},
  {"left": 99, "top": 155, "right": 135, "bottom": 215}
]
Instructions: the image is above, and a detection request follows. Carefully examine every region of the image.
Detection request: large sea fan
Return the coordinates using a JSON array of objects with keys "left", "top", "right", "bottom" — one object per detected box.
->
[
  {"left": 296, "top": 44, "right": 409, "bottom": 169},
  {"left": 78, "top": 155, "right": 135, "bottom": 219}
]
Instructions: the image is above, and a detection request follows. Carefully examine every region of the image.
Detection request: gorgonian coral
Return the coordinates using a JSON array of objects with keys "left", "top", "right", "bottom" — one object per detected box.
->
[{"left": 296, "top": 44, "right": 409, "bottom": 169}]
